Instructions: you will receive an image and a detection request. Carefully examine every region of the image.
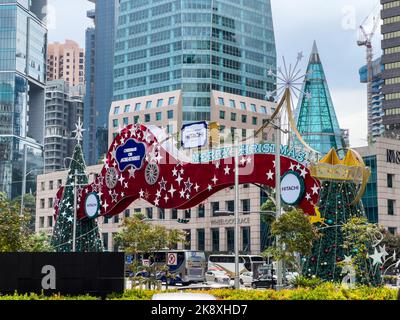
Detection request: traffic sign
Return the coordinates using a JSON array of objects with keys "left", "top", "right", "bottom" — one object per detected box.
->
[
  {"left": 167, "top": 253, "right": 177, "bottom": 266},
  {"left": 142, "top": 259, "right": 150, "bottom": 267}
]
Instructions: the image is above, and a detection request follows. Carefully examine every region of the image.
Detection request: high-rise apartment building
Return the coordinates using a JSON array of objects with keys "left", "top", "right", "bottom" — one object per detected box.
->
[
  {"left": 360, "top": 57, "right": 385, "bottom": 141},
  {"left": 113, "top": 0, "right": 276, "bottom": 122},
  {"left": 47, "top": 40, "right": 85, "bottom": 88},
  {"left": 83, "top": 0, "right": 120, "bottom": 165},
  {"left": 0, "top": 0, "right": 47, "bottom": 199},
  {"left": 381, "top": 0, "right": 400, "bottom": 134},
  {"left": 44, "top": 80, "right": 84, "bottom": 172}
]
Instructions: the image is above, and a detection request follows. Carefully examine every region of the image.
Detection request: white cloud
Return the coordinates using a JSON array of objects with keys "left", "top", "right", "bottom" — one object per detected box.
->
[{"left": 331, "top": 88, "right": 368, "bottom": 148}]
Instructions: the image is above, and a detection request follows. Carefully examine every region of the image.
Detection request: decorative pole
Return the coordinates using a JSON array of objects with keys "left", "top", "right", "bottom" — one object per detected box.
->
[
  {"left": 71, "top": 118, "right": 85, "bottom": 252},
  {"left": 72, "top": 170, "right": 77, "bottom": 252}
]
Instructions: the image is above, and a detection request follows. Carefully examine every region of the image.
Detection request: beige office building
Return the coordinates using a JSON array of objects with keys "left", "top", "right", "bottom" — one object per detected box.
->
[
  {"left": 47, "top": 40, "right": 85, "bottom": 87},
  {"left": 36, "top": 90, "right": 278, "bottom": 254},
  {"left": 355, "top": 137, "right": 400, "bottom": 234}
]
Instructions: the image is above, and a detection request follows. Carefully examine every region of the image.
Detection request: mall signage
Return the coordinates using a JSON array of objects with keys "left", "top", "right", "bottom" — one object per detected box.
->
[
  {"left": 0, "top": 253, "right": 125, "bottom": 297},
  {"left": 387, "top": 149, "right": 400, "bottom": 165},
  {"left": 181, "top": 121, "right": 208, "bottom": 149},
  {"left": 281, "top": 171, "right": 305, "bottom": 205},
  {"left": 85, "top": 192, "right": 100, "bottom": 219}
]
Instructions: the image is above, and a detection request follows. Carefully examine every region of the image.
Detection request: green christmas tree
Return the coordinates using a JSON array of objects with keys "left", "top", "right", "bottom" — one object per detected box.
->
[
  {"left": 51, "top": 121, "right": 102, "bottom": 252},
  {"left": 303, "top": 149, "right": 380, "bottom": 285}
]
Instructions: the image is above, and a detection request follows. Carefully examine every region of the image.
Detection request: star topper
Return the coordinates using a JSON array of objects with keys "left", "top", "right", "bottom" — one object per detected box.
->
[
  {"left": 73, "top": 118, "right": 86, "bottom": 144},
  {"left": 266, "top": 52, "right": 312, "bottom": 102}
]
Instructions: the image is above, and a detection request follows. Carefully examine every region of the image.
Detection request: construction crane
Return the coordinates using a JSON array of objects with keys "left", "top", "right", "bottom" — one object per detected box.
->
[{"left": 357, "top": 6, "right": 380, "bottom": 143}]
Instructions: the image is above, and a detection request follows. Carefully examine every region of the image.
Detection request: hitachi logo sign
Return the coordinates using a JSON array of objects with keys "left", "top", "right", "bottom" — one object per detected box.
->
[{"left": 387, "top": 149, "right": 400, "bottom": 164}]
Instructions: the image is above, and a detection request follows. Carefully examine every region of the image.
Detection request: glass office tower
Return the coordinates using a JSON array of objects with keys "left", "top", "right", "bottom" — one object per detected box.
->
[
  {"left": 0, "top": 0, "right": 47, "bottom": 199},
  {"left": 113, "top": 0, "right": 276, "bottom": 122},
  {"left": 84, "top": 0, "right": 119, "bottom": 165}
]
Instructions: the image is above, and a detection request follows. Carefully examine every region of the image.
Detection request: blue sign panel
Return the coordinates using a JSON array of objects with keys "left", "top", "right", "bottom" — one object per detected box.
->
[{"left": 115, "top": 139, "right": 146, "bottom": 172}]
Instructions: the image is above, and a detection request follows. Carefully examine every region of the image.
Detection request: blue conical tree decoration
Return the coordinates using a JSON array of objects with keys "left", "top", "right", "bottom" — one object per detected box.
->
[{"left": 294, "top": 41, "right": 344, "bottom": 155}]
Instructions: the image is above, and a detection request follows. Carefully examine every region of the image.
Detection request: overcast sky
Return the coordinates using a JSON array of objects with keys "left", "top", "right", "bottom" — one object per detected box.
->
[{"left": 47, "top": 0, "right": 382, "bottom": 147}]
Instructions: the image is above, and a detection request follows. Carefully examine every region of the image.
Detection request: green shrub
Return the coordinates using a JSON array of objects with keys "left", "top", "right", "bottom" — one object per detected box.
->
[
  {"left": 290, "top": 275, "right": 324, "bottom": 288},
  {"left": 106, "top": 284, "right": 398, "bottom": 300}
]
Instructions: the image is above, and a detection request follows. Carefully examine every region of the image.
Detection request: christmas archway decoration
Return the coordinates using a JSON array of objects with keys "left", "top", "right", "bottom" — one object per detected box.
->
[{"left": 54, "top": 124, "right": 321, "bottom": 220}]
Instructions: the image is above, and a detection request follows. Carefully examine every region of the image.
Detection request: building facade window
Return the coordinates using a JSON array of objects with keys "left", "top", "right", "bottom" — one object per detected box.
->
[
  {"left": 171, "top": 208, "right": 178, "bottom": 220},
  {"left": 198, "top": 204, "right": 205, "bottom": 218},
  {"left": 185, "top": 209, "right": 191, "bottom": 219},
  {"left": 39, "top": 217, "right": 45, "bottom": 228},
  {"left": 388, "top": 174, "right": 394, "bottom": 188},
  {"left": 212, "top": 228, "right": 219, "bottom": 252},
  {"left": 220, "top": 110, "right": 225, "bottom": 119},
  {"left": 167, "top": 110, "right": 174, "bottom": 119},
  {"left": 145, "top": 114, "right": 151, "bottom": 122},
  {"left": 146, "top": 101, "right": 152, "bottom": 109},
  {"left": 48, "top": 216, "right": 53, "bottom": 228},
  {"left": 211, "top": 202, "right": 220, "bottom": 216},
  {"left": 388, "top": 199, "right": 396, "bottom": 216},
  {"left": 159, "top": 208, "right": 165, "bottom": 220},
  {"left": 168, "top": 97, "right": 175, "bottom": 105},
  {"left": 197, "top": 229, "right": 205, "bottom": 251},
  {"left": 156, "top": 112, "right": 162, "bottom": 121},
  {"left": 226, "top": 200, "right": 234, "bottom": 213},
  {"left": 242, "top": 226, "right": 251, "bottom": 253},
  {"left": 242, "top": 199, "right": 250, "bottom": 213},
  {"left": 124, "top": 209, "right": 130, "bottom": 218},
  {"left": 388, "top": 227, "right": 397, "bottom": 235},
  {"left": 146, "top": 207, "right": 153, "bottom": 219},
  {"left": 102, "top": 233, "right": 108, "bottom": 251},
  {"left": 157, "top": 99, "right": 164, "bottom": 107},
  {"left": 231, "top": 113, "right": 237, "bottom": 121},
  {"left": 184, "top": 230, "right": 191, "bottom": 250},
  {"left": 226, "top": 228, "right": 235, "bottom": 253}
]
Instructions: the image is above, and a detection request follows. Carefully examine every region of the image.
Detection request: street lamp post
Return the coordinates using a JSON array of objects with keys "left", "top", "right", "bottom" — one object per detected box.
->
[
  {"left": 275, "top": 116, "right": 284, "bottom": 291},
  {"left": 215, "top": 210, "right": 276, "bottom": 289},
  {"left": 234, "top": 139, "right": 240, "bottom": 290}
]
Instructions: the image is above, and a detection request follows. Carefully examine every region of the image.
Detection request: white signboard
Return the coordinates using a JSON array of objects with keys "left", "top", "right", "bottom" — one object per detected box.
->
[
  {"left": 281, "top": 172, "right": 304, "bottom": 205},
  {"left": 167, "top": 253, "right": 178, "bottom": 266},
  {"left": 84, "top": 193, "right": 100, "bottom": 219},
  {"left": 181, "top": 122, "right": 208, "bottom": 149}
]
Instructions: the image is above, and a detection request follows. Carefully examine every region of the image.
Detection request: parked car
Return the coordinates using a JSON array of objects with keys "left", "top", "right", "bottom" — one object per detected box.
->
[
  {"left": 156, "top": 272, "right": 183, "bottom": 285},
  {"left": 240, "top": 272, "right": 254, "bottom": 286},
  {"left": 251, "top": 275, "right": 276, "bottom": 289},
  {"left": 205, "top": 270, "right": 230, "bottom": 285}
]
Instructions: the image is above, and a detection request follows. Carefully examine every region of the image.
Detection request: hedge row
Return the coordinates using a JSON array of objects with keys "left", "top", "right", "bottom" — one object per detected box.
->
[
  {"left": 110, "top": 284, "right": 398, "bottom": 300},
  {"left": 0, "top": 284, "right": 397, "bottom": 300}
]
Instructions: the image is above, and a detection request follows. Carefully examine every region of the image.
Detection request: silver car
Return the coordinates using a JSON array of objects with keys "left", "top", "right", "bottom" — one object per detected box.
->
[{"left": 205, "top": 271, "right": 230, "bottom": 284}]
